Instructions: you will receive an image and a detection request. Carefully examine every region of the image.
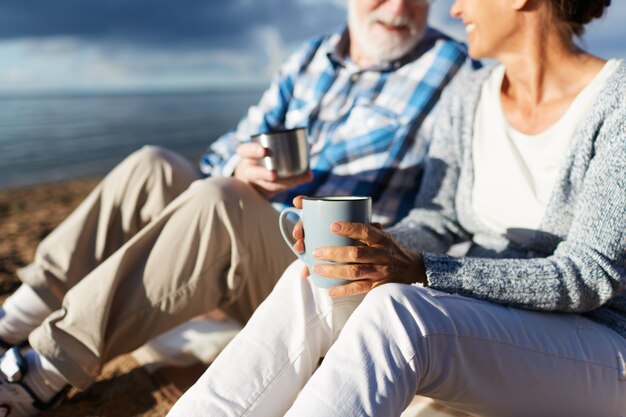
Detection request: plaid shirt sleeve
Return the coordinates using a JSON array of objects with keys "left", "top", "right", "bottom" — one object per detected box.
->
[{"left": 198, "top": 38, "right": 323, "bottom": 177}]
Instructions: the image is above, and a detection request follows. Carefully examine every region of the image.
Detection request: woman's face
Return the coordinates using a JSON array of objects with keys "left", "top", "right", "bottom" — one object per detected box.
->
[{"left": 450, "top": 0, "right": 519, "bottom": 59}]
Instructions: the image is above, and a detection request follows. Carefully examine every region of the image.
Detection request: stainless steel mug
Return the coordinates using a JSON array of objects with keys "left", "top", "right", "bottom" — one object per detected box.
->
[
  {"left": 279, "top": 196, "right": 372, "bottom": 288},
  {"left": 251, "top": 128, "right": 309, "bottom": 178}
]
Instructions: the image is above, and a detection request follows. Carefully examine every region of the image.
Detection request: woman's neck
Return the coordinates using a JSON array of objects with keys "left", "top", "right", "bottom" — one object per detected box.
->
[{"left": 498, "top": 26, "right": 606, "bottom": 135}]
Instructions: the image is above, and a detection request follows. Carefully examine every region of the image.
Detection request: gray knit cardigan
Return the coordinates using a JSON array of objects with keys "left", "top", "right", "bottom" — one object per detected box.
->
[{"left": 388, "top": 61, "right": 626, "bottom": 339}]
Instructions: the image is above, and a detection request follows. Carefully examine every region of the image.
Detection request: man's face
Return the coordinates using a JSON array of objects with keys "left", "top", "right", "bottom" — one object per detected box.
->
[{"left": 348, "top": 0, "right": 429, "bottom": 64}]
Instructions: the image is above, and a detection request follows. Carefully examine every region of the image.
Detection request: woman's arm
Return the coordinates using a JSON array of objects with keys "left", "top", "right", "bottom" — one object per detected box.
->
[
  {"left": 313, "top": 73, "right": 625, "bottom": 313},
  {"left": 424, "top": 113, "right": 625, "bottom": 312}
]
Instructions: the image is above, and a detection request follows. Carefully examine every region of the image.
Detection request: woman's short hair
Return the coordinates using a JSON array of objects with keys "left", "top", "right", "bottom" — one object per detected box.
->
[{"left": 549, "top": 0, "right": 611, "bottom": 35}]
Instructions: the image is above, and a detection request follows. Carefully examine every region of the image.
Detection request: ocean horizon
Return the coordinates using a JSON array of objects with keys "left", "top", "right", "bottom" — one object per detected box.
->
[{"left": 0, "top": 88, "right": 263, "bottom": 190}]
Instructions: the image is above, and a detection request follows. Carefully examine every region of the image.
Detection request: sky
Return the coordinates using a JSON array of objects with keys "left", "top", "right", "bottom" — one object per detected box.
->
[{"left": 0, "top": 0, "right": 624, "bottom": 94}]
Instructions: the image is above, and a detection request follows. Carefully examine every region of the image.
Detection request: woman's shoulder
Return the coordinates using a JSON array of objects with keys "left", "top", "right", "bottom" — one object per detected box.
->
[
  {"left": 594, "top": 59, "right": 626, "bottom": 105},
  {"left": 608, "top": 60, "right": 625, "bottom": 101},
  {"left": 445, "top": 63, "right": 495, "bottom": 95},
  {"left": 599, "top": 59, "right": 626, "bottom": 93},
  {"left": 606, "top": 59, "right": 626, "bottom": 82},
  {"left": 447, "top": 62, "right": 499, "bottom": 96},
  {"left": 591, "top": 59, "right": 626, "bottom": 132},
  {"left": 574, "top": 59, "right": 626, "bottom": 162},
  {"left": 435, "top": 63, "right": 496, "bottom": 120}
]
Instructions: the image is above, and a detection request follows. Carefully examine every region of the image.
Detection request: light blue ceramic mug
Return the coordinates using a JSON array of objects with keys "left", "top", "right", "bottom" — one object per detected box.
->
[{"left": 279, "top": 196, "right": 372, "bottom": 288}]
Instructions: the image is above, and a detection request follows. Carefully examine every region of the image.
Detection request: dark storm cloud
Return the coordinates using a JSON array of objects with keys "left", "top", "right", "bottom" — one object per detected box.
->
[{"left": 0, "top": 0, "right": 346, "bottom": 49}]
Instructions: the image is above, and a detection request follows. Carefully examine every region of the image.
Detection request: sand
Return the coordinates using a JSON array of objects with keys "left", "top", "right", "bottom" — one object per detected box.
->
[{"left": 0, "top": 178, "right": 176, "bottom": 416}]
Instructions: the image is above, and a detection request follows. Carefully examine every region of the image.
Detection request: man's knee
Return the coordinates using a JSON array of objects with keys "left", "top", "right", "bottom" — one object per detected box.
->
[
  {"left": 186, "top": 177, "right": 260, "bottom": 208},
  {"left": 126, "top": 146, "right": 191, "bottom": 175},
  {"left": 113, "top": 145, "right": 199, "bottom": 197}
]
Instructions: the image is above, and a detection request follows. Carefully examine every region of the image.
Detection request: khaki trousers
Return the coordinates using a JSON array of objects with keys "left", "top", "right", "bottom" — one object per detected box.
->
[{"left": 19, "top": 146, "right": 295, "bottom": 389}]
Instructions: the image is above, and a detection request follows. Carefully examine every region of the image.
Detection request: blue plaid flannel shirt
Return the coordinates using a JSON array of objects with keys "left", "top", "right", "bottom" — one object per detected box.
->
[{"left": 200, "top": 27, "right": 469, "bottom": 226}]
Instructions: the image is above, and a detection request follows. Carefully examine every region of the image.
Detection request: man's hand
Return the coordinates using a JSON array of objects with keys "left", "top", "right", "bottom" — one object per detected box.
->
[
  {"left": 234, "top": 143, "right": 313, "bottom": 198},
  {"left": 311, "top": 222, "right": 427, "bottom": 297}
]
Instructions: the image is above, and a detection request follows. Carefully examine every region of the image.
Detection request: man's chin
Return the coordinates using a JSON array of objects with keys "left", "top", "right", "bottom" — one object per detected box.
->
[
  {"left": 374, "top": 21, "right": 412, "bottom": 36},
  {"left": 362, "top": 36, "right": 419, "bottom": 63}
]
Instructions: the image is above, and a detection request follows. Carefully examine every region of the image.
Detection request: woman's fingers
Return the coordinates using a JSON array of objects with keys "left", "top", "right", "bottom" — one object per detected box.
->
[
  {"left": 292, "top": 221, "right": 305, "bottom": 253},
  {"left": 312, "top": 263, "right": 391, "bottom": 281},
  {"left": 292, "top": 221, "right": 304, "bottom": 240},
  {"left": 292, "top": 195, "right": 305, "bottom": 209},
  {"left": 313, "top": 245, "right": 389, "bottom": 263},
  {"left": 293, "top": 239, "right": 305, "bottom": 254},
  {"left": 300, "top": 265, "right": 310, "bottom": 279},
  {"left": 331, "top": 222, "right": 389, "bottom": 246}
]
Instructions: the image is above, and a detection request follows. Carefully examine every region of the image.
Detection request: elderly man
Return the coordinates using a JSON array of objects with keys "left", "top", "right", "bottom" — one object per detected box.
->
[{"left": 0, "top": 0, "right": 469, "bottom": 415}]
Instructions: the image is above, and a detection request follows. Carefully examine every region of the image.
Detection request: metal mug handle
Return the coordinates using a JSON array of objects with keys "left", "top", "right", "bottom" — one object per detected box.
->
[{"left": 279, "top": 207, "right": 305, "bottom": 261}]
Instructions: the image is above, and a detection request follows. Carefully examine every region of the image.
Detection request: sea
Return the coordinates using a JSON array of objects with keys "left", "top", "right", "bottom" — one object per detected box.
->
[{"left": 0, "top": 89, "right": 263, "bottom": 189}]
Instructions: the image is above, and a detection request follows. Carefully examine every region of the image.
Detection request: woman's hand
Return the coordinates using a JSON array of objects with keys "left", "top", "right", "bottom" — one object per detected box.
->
[
  {"left": 312, "top": 221, "right": 427, "bottom": 297},
  {"left": 234, "top": 143, "right": 313, "bottom": 198},
  {"left": 291, "top": 196, "right": 310, "bottom": 278},
  {"left": 292, "top": 195, "right": 306, "bottom": 254}
]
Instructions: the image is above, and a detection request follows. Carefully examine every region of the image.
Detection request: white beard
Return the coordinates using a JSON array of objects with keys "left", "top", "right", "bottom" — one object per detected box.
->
[{"left": 348, "top": 3, "right": 425, "bottom": 63}]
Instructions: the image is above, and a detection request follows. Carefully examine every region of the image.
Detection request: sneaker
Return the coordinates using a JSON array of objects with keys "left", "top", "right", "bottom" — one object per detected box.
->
[
  {"left": 0, "top": 340, "right": 26, "bottom": 358},
  {"left": 0, "top": 339, "right": 11, "bottom": 358},
  {"left": 0, "top": 347, "right": 67, "bottom": 416}
]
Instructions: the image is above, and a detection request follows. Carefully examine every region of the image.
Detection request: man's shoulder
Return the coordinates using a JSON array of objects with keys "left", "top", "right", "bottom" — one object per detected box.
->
[
  {"left": 294, "top": 29, "right": 343, "bottom": 57},
  {"left": 280, "top": 30, "right": 341, "bottom": 72},
  {"left": 273, "top": 35, "right": 328, "bottom": 77},
  {"left": 446, "top": 64, "right": 494, "bottom": 99}
]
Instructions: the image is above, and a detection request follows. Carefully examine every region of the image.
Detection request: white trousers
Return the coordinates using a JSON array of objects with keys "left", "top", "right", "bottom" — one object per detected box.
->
[{"left": 168, "top": 260, "right": 626, "bottom": 417}]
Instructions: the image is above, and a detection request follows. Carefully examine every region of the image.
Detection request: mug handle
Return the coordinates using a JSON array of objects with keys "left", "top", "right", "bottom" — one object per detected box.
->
[{"left": 279, "top": 207, "right": 305, "bottom": 261}]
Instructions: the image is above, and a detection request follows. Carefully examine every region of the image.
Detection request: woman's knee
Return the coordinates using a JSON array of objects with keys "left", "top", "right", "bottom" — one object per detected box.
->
[
  {"left": 353, "top": 284, "right": 457, "bottom": 339},
  {"left": 358, "top": 284, "right": 421, "bottom": 320}
]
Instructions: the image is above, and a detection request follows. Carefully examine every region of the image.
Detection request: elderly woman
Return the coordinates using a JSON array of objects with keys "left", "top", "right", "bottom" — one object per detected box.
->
[{"left": 168, "top": 0, "right": 625, "bottom": 416}]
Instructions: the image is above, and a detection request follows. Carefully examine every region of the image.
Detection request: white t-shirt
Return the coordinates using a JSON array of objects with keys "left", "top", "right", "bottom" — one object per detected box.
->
[{"left": 471, "top": 60, "right": 618, "bottom": 245}]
